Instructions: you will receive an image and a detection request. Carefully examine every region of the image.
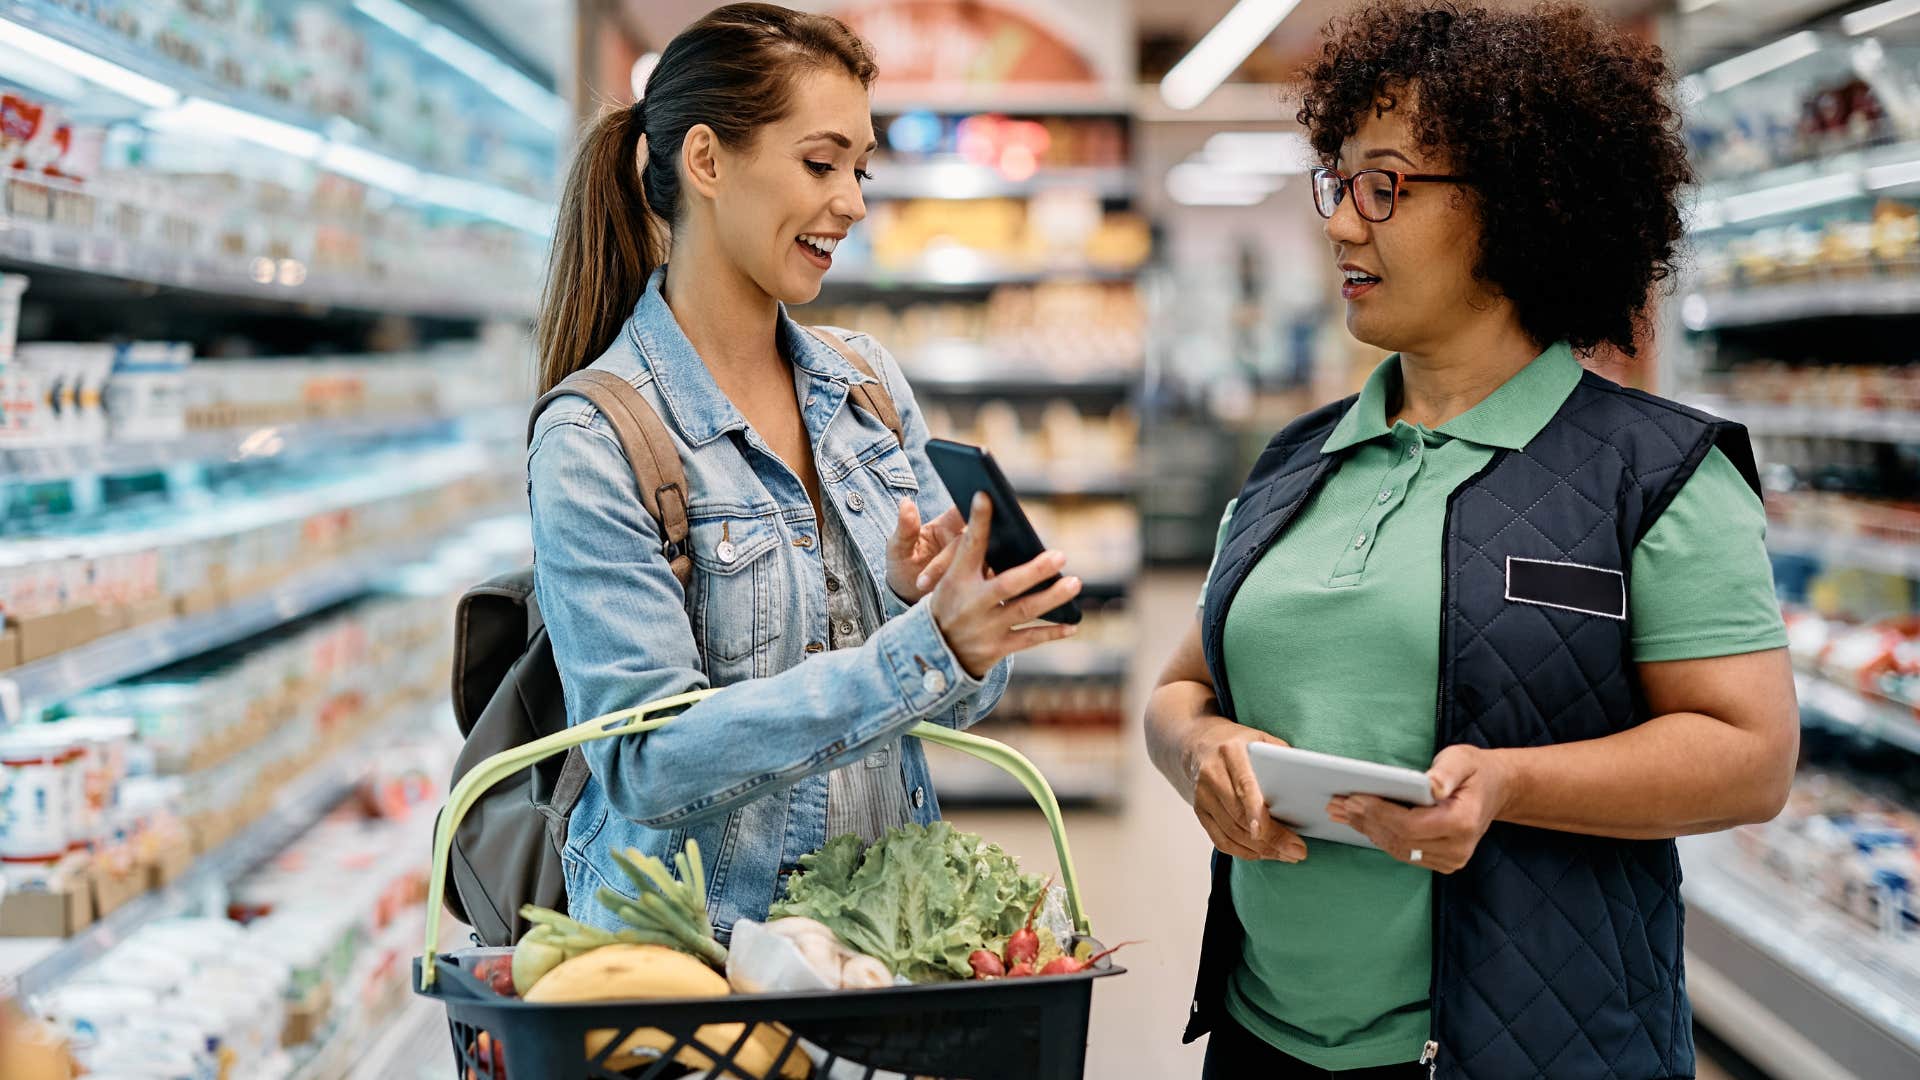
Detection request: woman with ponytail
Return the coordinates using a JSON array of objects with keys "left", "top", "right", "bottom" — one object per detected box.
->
[{"left": 527, "top": 3, "right": 1082, "bottom": 938}]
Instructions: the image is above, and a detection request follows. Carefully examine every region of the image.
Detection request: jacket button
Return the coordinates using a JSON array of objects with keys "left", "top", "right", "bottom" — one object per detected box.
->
[
  {"left": 805, "top": 641, "right": 825, "bottom": 654},
  {"left": 846, "top": 492, "right": 864, "bottom": 512},
  {"left": 921, "top": 668, "right": 948, "bottom": 695},
  {"left": 912, "top": 786, "right": 926, "bottom": 809},
  {"left": 794, "top": 534, "right": 813, "bottom": 549}
]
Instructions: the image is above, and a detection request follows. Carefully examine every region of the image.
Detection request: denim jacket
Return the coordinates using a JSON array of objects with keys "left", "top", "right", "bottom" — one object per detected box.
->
[{"left": 527, "top": 267, "right": 1011, "bottom": 939}]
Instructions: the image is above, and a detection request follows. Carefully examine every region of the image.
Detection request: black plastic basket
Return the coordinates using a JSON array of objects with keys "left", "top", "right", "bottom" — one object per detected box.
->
[{"left": 415, "top": 689, "right": 1124, "bottom": 1079}]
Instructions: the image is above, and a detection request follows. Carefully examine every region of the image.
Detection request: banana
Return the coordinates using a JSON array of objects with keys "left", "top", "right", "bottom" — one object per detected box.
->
[
  {"left": 524, "top": 945, "right": 809, "bottom": 1078},
  {"left": 524, "top": 943, "right": 727, "bottom": 1002}
]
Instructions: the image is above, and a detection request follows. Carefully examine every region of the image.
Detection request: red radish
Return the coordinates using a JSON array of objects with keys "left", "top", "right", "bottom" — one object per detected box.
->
[
  {"left": 472, "top": 956, "right": 517, "bottom": 997},
  {"left": 1038, "top": 941, "right": 1137, "bottom": 977},
  {"left": 1007, "top": 960, "right": 1035, "bottom": 977},
  {"left": 1003, "top": 875, "right": 1054, "bottom": 968},
  {"left": 969, "top": 949, "right": 1005, "bottom": 979}
]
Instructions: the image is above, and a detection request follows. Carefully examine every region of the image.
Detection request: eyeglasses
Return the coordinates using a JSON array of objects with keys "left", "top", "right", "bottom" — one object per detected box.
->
[{"left": 1310, "top": 167, "right": 1471, "bottom": 223}]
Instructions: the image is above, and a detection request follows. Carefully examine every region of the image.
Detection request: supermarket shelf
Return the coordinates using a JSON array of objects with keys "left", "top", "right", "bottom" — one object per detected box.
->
[
  {"left": 908, "top": 369, "right": 1138, "bottom": 398},
  {"left": 1004, "top": 470, "right": 1137, "bottom": 499},
  {"left": 822, "top": 262, "right": 1141, "bottom": 289},
  {"left": 1, "top": 742, "right": 367, "bottom": 1003},
  {"left": 1010, "top": 643, "right": 1129, "bottom": 680},
  {"left": 1682, "top": 278, "right": 1920, "bottom": 329},
  {"left": 1793, "top": 672, "right": 1920, "bottom": 755},
  {"left": 1679, "top": 832, "right": 1920, "bottom": 1079},
  {"left": 0, "top": 533, "right": 450, "bottom": 726},
  {"left": 0, "top": 211, "right": 534, "bottom": 320},
  {"left": 306, "top": 988, "right": 447, "bottom": 1080},
  {"left": 863, "top": 164, "right": 1135, "bottom": 201},
  {"left": 1689, "top": 398, "right": 1920, "bottom": 444},
  {"left": 0, "top": 0, "right": 554, "bottom": 212},
  {"left": 0, "top": 404, "right": 520, "bottom": 484},
  {"left": 927, "top": 725, "right": 1124, "bottom": 805},
  {"left": 1768, "top": 524, "right": 1920, "bottom": 579}
]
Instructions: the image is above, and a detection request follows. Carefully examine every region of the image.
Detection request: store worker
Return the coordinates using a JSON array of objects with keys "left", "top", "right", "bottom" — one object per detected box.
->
[
  {"left": 1145, "top": 3, "right": 1798, "bottom": 1078},
  {"left": 528, "top": 3, "right": 1081, "bottom": 938}
]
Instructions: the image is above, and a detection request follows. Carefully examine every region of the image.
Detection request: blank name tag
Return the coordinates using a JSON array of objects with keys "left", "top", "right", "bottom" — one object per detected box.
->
[{"left": 1504, "top": 557, "right": 1626, "bottom": 620}]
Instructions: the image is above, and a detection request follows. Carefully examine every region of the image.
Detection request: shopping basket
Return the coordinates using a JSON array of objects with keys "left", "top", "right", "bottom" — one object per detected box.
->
[{"left": 415, "top": 688, "right": 1124, "bottom": 1079}]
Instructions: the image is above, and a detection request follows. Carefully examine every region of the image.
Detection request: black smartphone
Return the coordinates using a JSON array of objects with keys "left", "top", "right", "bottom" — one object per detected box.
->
[{"left": 924, "top": 438, "right": 1083, "bottom": 625}]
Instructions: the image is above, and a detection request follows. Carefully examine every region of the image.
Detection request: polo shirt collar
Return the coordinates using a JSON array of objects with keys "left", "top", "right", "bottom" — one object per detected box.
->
[{"left": 1320, "top": 340, "right": 1581, "bottom": 454}]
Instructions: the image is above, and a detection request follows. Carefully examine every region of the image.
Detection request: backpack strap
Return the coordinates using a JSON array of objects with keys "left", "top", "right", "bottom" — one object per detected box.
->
[
  {"left": 527, "top": 332, "right": 898, "bottom": 592},
  {"left": 530, "top": 371, "right": 694, "bottom": 588},
  {"left": 804, "top": 326, "right": 903, "bottom": 448}
]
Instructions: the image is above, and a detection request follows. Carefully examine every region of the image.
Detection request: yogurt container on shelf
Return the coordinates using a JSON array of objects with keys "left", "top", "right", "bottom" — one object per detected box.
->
[{"left": 0, "top": 725, "right": 78, "bottom": 867}]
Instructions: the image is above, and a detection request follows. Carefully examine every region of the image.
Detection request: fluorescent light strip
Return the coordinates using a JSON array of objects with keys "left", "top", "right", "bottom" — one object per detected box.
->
[
  {"left": 1866, "top": 157, "right": 1920, "bottom": 189},
  {"left": 355, "top": 0, "right": 564, "bottom": 133},
  {"left": 1166, "top": 160, "right": 1282, "bottom": 205},
  {"left": 1201, "top": 131, "right": 1312, "bottom": 174},
  {"left": 1160, "top": 0, "right": 1306, "bottom": 111},
  {"left": 319, "top": 142, "right": 421, "bottom": 194},
  {"left": 0, "top": 15, "right": 180, "bottom": 108},
  {"left": 1720, "top": 173, "right": 1862, "bottom": 223},
  {"left": 1843, "top": 0, "right": 1920, "bottom": 36},
  {"left": 146, "top": 98, "right": 325, "bottom": 159},
  {"left": 1704, "top": 32, "right": 1821, "bottom": 94}
]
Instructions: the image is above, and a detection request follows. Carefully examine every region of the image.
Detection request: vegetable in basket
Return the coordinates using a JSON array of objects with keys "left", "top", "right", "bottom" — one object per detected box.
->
[
  {"left": 769, "top": 822, "right": 1045, "bottom": 984},
  {"left": 524, "top": 944, "right": 809, "bottom": 1079}
]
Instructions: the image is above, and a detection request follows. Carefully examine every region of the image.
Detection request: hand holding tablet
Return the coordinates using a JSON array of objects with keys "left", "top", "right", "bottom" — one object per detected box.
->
[{"left": 1246, "top": 742, "right": 1437, "bottom": 851}]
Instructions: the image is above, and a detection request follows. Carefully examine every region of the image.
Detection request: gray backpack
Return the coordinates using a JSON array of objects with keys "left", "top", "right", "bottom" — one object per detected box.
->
[{"left": 444, "top": 329, "right": 902, "bottom": 946}]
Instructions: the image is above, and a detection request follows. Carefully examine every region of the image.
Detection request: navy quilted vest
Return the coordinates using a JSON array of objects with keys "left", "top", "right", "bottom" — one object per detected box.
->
[{"left": 1189, "top": 370, "right": 1760, "bottom": 1080}]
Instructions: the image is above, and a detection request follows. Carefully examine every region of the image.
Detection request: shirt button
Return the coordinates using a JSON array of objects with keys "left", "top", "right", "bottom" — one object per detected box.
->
[
  {"left": 846, "top": 492, "right": 864, "bottom": 513},
  {"left": 838, "top": 620, "right": 857, "bottom": 637},
  {"left": 1407, "top": 445, "right": 1420, "bottom": 459},
  {"left": 922, "top": 668, "right": 948, "bottom": 695},
  {"left": 826, "top": 573, "right": 840, "bottom": 593},
  {"left": 1378, "top": 490, "right": 1392, "bottom": 503},
  {"left": 911, "top": 786, "right": 926, "bottom": 809},
  {"left": 1353, "top": 534, "right": 1367, "bottom": 549}
]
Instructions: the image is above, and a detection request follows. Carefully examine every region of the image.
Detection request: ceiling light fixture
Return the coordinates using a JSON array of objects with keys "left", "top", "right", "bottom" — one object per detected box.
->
[
  {"left": 1702, "top": 32, "right": 1821, "bottom": 93},
  {"left": 1843, "top": 0, "right": 1920, "bottom": 36},
  {"left": 1159, "top": 0, "right": 1306, "bottom": 111}
]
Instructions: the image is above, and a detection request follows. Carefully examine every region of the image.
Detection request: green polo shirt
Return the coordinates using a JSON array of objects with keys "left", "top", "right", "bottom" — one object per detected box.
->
[{"left": 1199, "top": 343, "right": 1786, "bottom": 1069}]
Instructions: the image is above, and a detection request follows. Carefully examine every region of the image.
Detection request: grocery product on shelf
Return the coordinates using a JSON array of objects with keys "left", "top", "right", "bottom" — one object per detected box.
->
[
  {"left": 26, "top": 728, "right": 451, "bottom": 1079},
  {"left": 0, "top": 86, "right": 544, "bottom": 314},
  {"left": 1730, "top": 768, "right": 1918, "bottom": 936},
  {"left": 800, "top": 280, "right": 1146, "bottom": 375}
]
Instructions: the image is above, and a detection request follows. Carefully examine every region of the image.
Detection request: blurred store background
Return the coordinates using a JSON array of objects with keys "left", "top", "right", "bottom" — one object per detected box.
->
[{"left": 0, "top": 0, "right": 1915, "bottom": 1077}]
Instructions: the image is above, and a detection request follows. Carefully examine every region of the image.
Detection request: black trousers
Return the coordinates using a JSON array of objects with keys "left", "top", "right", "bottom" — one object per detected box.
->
[{"left": 1200, "top": 1012, "right": 1429, "bottom": 1079}]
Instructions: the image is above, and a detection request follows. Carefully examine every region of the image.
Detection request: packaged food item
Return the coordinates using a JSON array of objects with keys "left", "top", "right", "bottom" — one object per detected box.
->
[{"left": 0, "top": 726, "right": 79, "bottom": 866}]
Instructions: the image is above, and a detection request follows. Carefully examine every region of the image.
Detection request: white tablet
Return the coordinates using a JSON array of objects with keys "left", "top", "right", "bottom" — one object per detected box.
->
[{"left": 1245, "top": 742, "right": 1436, "bottom": 850}]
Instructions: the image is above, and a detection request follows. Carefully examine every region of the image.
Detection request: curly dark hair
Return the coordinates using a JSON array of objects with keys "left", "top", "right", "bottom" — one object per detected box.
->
[{"left": 1295, "top": 1, "right": 1690, "bottom": 355}]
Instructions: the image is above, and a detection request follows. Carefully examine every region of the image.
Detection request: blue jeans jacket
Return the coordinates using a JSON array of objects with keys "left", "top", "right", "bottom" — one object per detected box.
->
[{"left": 527, "top": 267, "right": 1011, "bottom": 939}]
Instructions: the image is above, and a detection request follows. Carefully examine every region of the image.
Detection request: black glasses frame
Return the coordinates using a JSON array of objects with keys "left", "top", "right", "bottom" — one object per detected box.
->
[{"left": 1310, "top": 166, "right": 1472, "bottom": 223}]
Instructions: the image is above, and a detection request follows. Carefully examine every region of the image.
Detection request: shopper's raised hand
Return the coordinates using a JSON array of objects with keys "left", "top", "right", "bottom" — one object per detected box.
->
[
  {"left": 886, "top": 497, "right": 966, "bottom": 603},
  {"left": 929, "top": 493, "right": 1081, "bottom": 679},
  {"left": 1186, "top": 719, "right": 1307, "bottom": 863}
]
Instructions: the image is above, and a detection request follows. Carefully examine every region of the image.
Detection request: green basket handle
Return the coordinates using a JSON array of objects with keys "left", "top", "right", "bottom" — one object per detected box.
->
[{"left": 420, "top": 688, "right": 1090, "bottom": 989}]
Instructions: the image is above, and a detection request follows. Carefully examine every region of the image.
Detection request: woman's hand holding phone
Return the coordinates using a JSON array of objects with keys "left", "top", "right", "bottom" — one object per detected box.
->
[{"left": 927, "top": 494, "right": 1082, "bottom": 679}]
